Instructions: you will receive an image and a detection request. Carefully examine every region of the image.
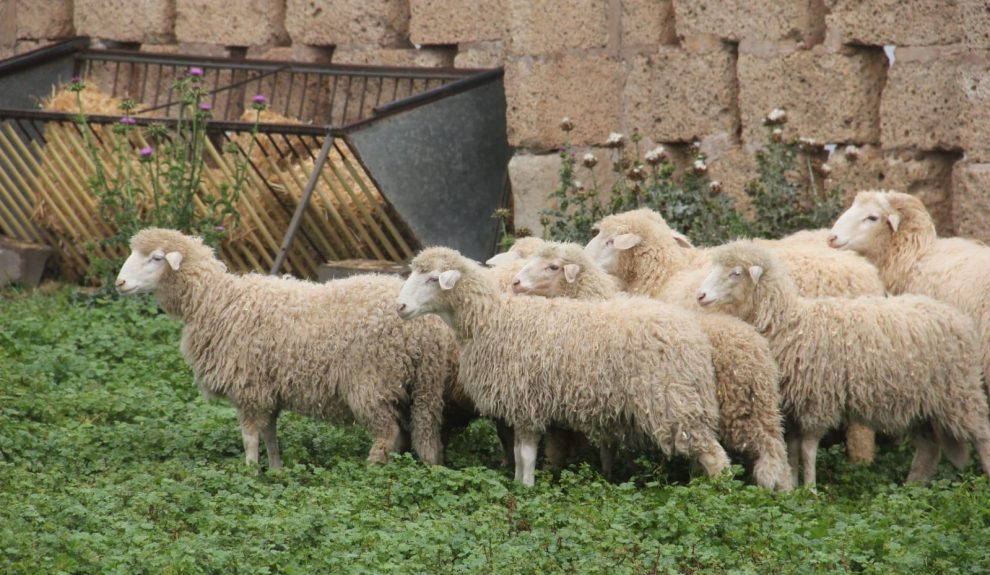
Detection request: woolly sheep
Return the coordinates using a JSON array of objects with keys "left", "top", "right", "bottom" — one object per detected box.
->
[
  {"left": 115, "top": 228, "right": 459, "bottom": 468},
  {"left": 696, "top": 240, "right": 990, "bottom": 487},
  {"left": 513, "top": 241, "right": 791, "bottom": 490},
  {"left": 585, "top": 208, "right": 884, "bottom": 464},
  {"left": 397, "top": 247, "right": 730, "bottom": 486},
  {"left": 485, "top": 237, "right": 548, "bottom": 293},
  {"left": 828, "top": 190, "right": 990, "bottom": 393}
]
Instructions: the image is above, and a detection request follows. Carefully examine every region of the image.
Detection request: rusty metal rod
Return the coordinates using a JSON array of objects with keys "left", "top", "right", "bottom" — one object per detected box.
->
[{"left": 270, "top": 130, "right": 333, "bottom": 275}]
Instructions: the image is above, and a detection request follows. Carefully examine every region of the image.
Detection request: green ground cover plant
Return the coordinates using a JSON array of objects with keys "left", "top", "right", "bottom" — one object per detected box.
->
[{"left": 1, "top": 286, "right": 990, "bottom": 573}]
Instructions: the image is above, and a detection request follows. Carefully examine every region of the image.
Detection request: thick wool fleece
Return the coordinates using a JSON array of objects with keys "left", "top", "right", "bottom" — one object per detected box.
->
[
  {"left": 711, "top": 241, "right": 990, "bottom": 482},
  {"left": 527, "top": 242, "right": 790, "bottom": 490},
  {"left": 131, "top": 229, "right": 459, "bottom": 466},
  {"left": 844, "top": 190, "right": 990, "bottom": 393},
  {"left": 410, "top": 247, "right": 729, "bottom": 470},
  {"left": 595, "top": 208, "right": 882, "bottom": 463}
]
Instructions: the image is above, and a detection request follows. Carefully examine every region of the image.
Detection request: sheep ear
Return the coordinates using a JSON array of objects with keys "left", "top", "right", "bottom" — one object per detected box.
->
[
  {"left": 671, "top": 230, "right": 694, "bottom": 248},
  {"left": 165, "top": 251, "right": 183, "bottom": 271},
  {"left": 748, "top": 265, "right": 764, "bottom": 284},
  {"left": 563, "top": 264, "right": 580, "bottom": 283},
  {"left": 886, "top": 213, "right": 900, "bottom": 233},
  {"left": 485, "top": 252, "right": 516, "bottom": 267},
  {"left": 613, "top": 233, "right": 641, "bottom": 250},
  {"left": 438, "top": 270, "right": 461, "bottom": 290}
]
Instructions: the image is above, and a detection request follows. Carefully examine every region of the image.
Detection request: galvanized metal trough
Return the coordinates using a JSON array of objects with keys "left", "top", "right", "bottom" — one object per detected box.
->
[{"left": 0, "top": 38, "right": 510, "bottom": 280}]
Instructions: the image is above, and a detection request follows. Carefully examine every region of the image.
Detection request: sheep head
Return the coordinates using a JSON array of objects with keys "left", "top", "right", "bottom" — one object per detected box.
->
[
  {"left": 485, "top": 236, "right": 546, "bottom": 267},
  {"left": 512, "top": 242, "right": 584, "bottom": 297},
  {"left": 697, "top": 241, "right": 780, "bottom": 321},
  {"left": 584, "top": 208, "right": 688, "bottom": 277},
  {"left": 398, "top": 247, "right": 493, "bottom": 328},
  {"left": 827, "top": 190, "right": 925, "bottom": 256},
  {"left": 116, "top": 228, "right": 222, "bottom": 296}
]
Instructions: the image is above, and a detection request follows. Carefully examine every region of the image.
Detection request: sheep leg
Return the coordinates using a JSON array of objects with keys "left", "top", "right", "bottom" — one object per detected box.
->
[
  {"left": 906, "top": 422, "right": 940, "bottom": 483},
  {"left": 786, "top": 431, "right": 801, "bottom": 488},
  {"left": 543, "top": 427, "right": 570, "bottom": 479},
  {"left": 409, "top": 370, "right": 445, "bottom": 466},
  {"left": 934, "top": 424, "right": 971, "bottom": 470},
  {"left": 261, "top": 417, "right": 282, "bottom": 469},
  {"left": 496, "top": 420, "right": 515, "bottom": 469},
  {"left": 239, "top": 416, "right": 261, "bottom": 466},
  {"left": 599, "top": 443, "right": 615, "bottom": 482},
  {"left": 968, "top": 424, "right": 990, "bottom": 480},
  {"left": 800, "top": 431, "right": 824, "bottom": 488},
  {"left": 514, "top": 428, "right": 541, "bottom": 487},
  {"left": 752, "top": 430, "right": 792, "bottom": 491}
]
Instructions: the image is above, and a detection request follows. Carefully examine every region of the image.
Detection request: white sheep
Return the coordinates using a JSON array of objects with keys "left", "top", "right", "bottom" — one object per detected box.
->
[
  {"left": 585, "top": 208, "right": 885, "bottom": 464},
  {"left": 696, "top": 240, "right": 990, "bottom": 487},
  {"left": 828, "top": 190, "right": 990, "bottom": 394},
  {"left": 397, "top": 247, "right": 730, "bottom": 486},
  {"left": 513, "top": 241, "right": 791, "bottom": 490},
  {"left": 115, "top": 228, "right": 459, "bottom": 468}
]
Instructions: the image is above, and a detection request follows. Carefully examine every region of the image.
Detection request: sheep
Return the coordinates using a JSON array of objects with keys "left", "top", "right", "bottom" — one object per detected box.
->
[
  {"left": 585, "top": 208, "right": 884, "bottom": 464},
  {"left": 512, "top": 241, "right": 791, "bottom": 490},
  {"left": 695, "top": 240, "right": 990, "bottom": 487},
  {"left": 828, "top": 190, "right": 990, "bottom": 394},
  {"left": 115, "top": 228, "right": 459, "bottom": 468},
  {"left": 485, "top": 236, "right": 548, "bottom": 292},
  {"left": 397, "top": 246, "right": 730, "bottom": 486}
]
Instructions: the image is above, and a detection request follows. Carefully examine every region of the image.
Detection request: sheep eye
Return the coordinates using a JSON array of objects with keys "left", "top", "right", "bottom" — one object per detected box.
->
[
  {"left": 865, "top": 215, "right": 879, "bottom": 222},
  {"left": 151, "top": 254, "right": 164, "bottom": 262},
  {"left": 605, "top": 238, "right": 614, "bottom": 246},
  {"left": 427, "top": 276, "right": 438, "bottom": 283},
  {"left": 729, "top": 269, "right": 741, "bottom": 278},
  {"left": 548, "top": 264, "right": 560, "bottom": 271}
]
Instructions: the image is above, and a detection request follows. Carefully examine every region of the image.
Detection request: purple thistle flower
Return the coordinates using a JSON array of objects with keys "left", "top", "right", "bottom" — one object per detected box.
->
[
  {"left": 252, "top": 94, "right": 267, "bottom": 105},
  {"left": 119, "top": 116, "right": 136, "bottom": 125},
  {"left": 139, "top": 146, "right": 154, "bottom": 159},
  {"left": 189, "top": 67, "right": 204, "bottom": 77},
  {"left": 198, "top": 102, "right": 212, "bottom": 111}
]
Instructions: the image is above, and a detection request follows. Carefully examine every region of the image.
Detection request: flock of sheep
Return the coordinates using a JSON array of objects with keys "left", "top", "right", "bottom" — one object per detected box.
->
[{"left": 113, "top": 190, "right": 990, "bottom": 491}]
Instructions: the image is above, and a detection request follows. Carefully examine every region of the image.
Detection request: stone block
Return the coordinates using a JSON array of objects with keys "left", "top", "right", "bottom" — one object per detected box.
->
[
  {"left": 824, "top": 0, "right": 962, "bottom": 47},
  {"left": 176, "top": 0, "right": 286, "bottom": 47},
  {"left": 699, "top": 134, "right": 757, "bottom": 210},
  {"left": 286, "top": 0, "right": 410, "bottom": 47},
  {"left": 505, "top": 0, "right": 609, "bottom": 56},
  {"left": 960, "top": 56, "right": 990, "bottom": 162},
  {"left": 454, "top": 42, "right": 505, "bottom": 68},
  {"left": 951, "top": 161, "right": 990, "bottom": 243},
  {"left": 75, "top": 0, "right": 176, "bottom": 43},
  {"left": 505, "top": 54, "right": 621, "bottom": 149},
  {"left": 410, "top": 0, "right": 504, "bottom": 45},
  {"left": 880, "top": 49, "right": 962, "bottom": 152},
  {"left": 826, "top": 145, "right": 958, "bottom": 233},
  {"left": 738, "top": 45, "right": 886, "bottom": 146},
  {"left": 623, "top": 44, "right": 737, "bottom": 142},
  {"left": 508, "top": 149, "right": 616, "bottom": 236},
  {"left": 960, "top": 0, "right": 990, "bottom": 49},
  {"left": 332, "top": 45, "right": 455, "bottom": 67},
  {"left": 15, "top": 0, "right": 74, "bottom": 40},
  {"left": 0, "top": 237, "right": 54, "bottom": 287},
  {"left": 672, "top": 0, "right": 824, "bottom": 44},
  {"left": 622, "top": 0, "right": 676, "bottom": 49}
]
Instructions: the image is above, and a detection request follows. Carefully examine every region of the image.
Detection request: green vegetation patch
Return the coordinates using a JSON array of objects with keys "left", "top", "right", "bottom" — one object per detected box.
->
[{"left": 1, "top": 287, "right": 989, "bottom": 574}]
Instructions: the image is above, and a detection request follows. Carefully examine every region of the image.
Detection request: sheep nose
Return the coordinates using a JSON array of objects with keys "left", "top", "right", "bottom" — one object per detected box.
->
[
  {"left": 512, "top": 279, "right": 520, "bottom": 286},
  {"left": 397, "top": 303, "right": 406, "bottom": 313},
  {"left": 115, "top": 279, "right": 126, "bottom": 288},
  {"left": 826, "top": 233, "right": 838, "bottom": 246},
  {"left": 696, "top": 291, "right": 706, "bottom": 302}
]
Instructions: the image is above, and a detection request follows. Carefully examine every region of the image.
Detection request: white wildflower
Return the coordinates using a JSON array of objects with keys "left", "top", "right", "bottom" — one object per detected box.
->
[
  {"left": 582, "top": 152, "right": 598, "bottom": 168},
  {"left": 693, "top": 159, "right": 708, "bottom": 173},
  {"left": 644, "top": 145, "right": 666, "bottom": 165},
  {"left": 766, "top": 107, "right": 787, "bottom": 124},
  {"left": 843, "top": 144, "right": 860, "bottom": 160},
  {"left": 605, "top": 132, "right": 625, "bottom": 147}
]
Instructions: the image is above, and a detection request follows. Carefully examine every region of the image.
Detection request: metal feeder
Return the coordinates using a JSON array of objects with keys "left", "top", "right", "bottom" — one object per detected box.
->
[{"left": 0, "top": 38, "right": 510, "bottom": 280}]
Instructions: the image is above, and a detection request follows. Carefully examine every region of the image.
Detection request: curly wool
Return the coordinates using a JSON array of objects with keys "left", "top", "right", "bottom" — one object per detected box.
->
[
  {"left": 410, "top": 247, "right": 727, "bottom": 466},
  {"left": 522, "top": 242, "right": 790, "bottom": 490},
  {"left": 594, "top": 208, "right": 882, "bottom": 463},
  {"left": 710, "top": 241, "right": 990, "bottom": 483},
  {"left": 131, "top": 228, "right": 459, "bottom": 465},
  {"left": 842, "top": 190, "right": 990, "bottom": 390}
]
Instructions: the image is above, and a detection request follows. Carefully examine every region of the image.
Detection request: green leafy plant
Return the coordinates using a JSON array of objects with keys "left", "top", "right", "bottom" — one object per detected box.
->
[
  {"left": 745, "top": 111, "right": 845, "bottom": 239},
  {"left": 535, "top": 111, "right": 846, "bottom": 249},
  {"left": 69, "top": 71, "right": 265, "bottom": 287}
]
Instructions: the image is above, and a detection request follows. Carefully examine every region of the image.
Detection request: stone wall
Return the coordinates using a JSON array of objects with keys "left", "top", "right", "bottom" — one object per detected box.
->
[{"left": 2, "top": 0, "right": 988, "bottom": 242}]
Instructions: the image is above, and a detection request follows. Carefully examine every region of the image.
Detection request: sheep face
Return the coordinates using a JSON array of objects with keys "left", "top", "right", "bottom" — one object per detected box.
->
[
  {"left": 115, "top": 247, "right": 183, "bottom": 295},
  {"left": 512, "top": 256, "right": 580, "bottom": 296},
  {"left": 397, "top": 269, "right": 460, "bottom": 321},
  {"left": 696, "top": 263, "right": 762, "bottom": 319},
  {"left": 827, "top": 194, "right": 900, "bottom": 255},
  {"left": 584, "top": 228, "right": 641, "bottom": 274}
]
